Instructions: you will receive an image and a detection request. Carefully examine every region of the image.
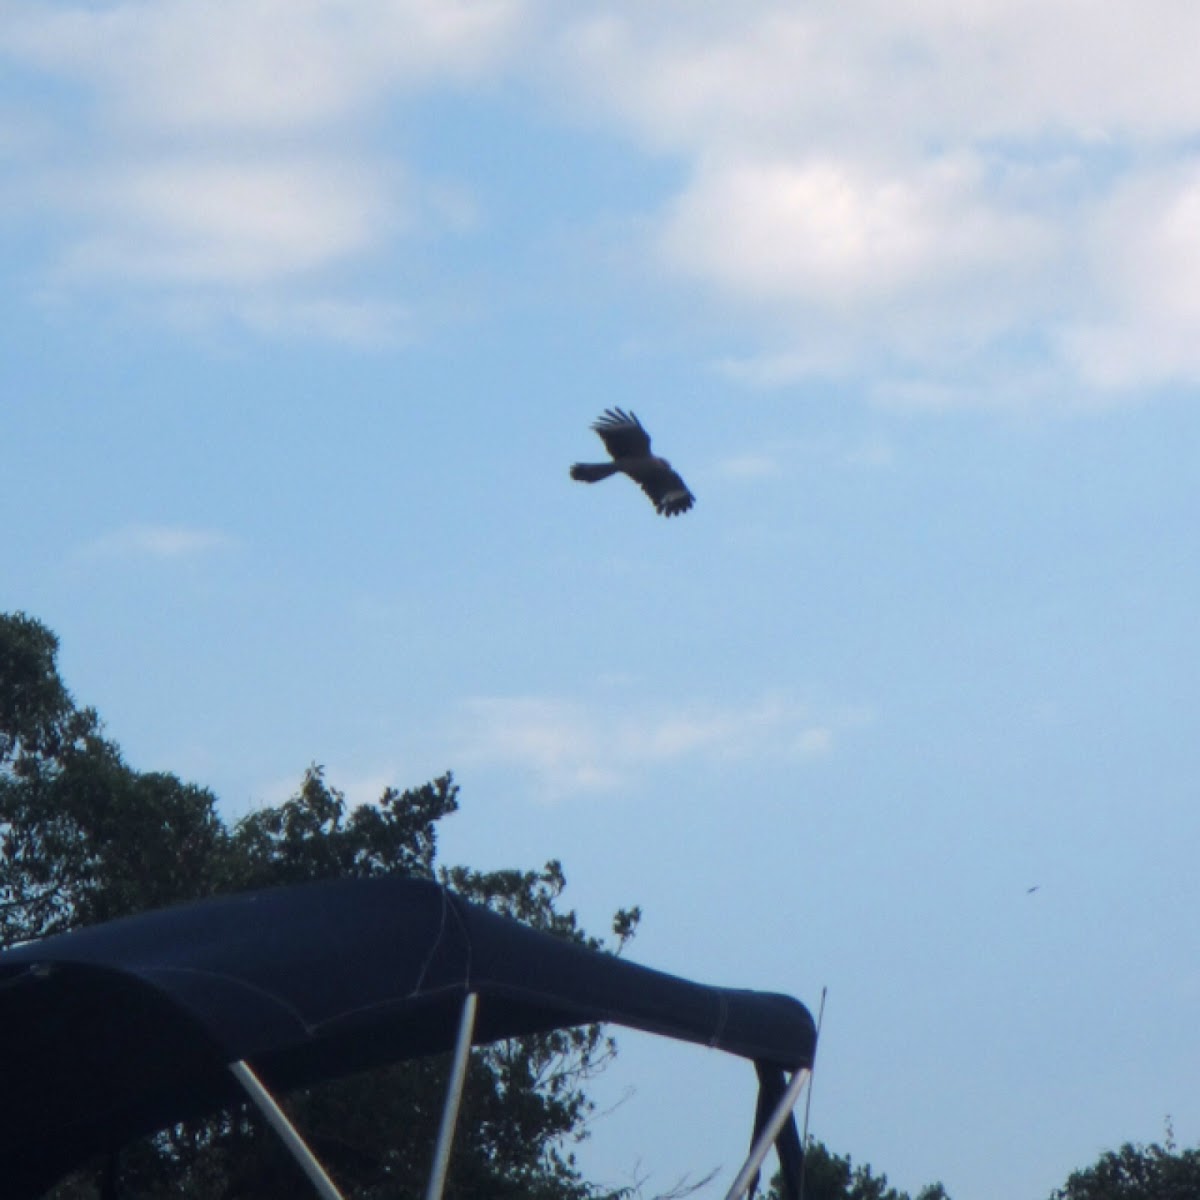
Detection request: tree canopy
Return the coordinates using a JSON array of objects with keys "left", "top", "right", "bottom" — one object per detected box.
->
[
  {"left": 766, "top": 1141, "right": 950, "bottom": 1200},
  {"left": 1049, "top": 1139, "right": 1200, "bottom": 1200},
  {"left": 0, "top": 612, "right": 638, "bottom": 1199}
]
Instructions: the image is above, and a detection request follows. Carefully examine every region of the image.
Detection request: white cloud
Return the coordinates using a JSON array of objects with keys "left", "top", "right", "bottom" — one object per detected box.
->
[
  {"left": 1, "top": 0, "right": 526, "bottom": 132},
  {"left": 453, "top": 691, "right": 864, "bottom": 801},
  {"left": 5, "top": 0, "right": 1200, "bottom": 386},
  {"left": 79, "top": 523, "right": 237, "bottom": 562},
  {"left": 545, "top": 1, "right": 1200, "bottom": 398},
  {"left": 552, "top": 2, "right": 1200, "bottom": 154},
  {"left": 552, "top": 10, "right": 831, "bottom": 156},
  {"left": 51, "top": 155, "right": 398, "bottom": 287},
  {"left": 1059, "top": 159, "right": 1200, "bottom": 389},
  {"left": 659, "top": 154, "right": 1049, "bottom": 312},
  {"left": 0, "top": 0, "right": 524, "bottom": 339},
  {"left": 452, "top": 696, "right": 619, "bottom": 798}
]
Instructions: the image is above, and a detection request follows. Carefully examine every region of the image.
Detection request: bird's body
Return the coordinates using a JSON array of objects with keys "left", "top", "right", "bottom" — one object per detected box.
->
[{"left": 570, "top": 408, "right": 695, "bottom": 517}]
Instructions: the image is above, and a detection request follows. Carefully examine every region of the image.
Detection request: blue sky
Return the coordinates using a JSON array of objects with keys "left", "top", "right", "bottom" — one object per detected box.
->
[{"left": 3, "top": 2, "right": 1200, "bottom": 1197}]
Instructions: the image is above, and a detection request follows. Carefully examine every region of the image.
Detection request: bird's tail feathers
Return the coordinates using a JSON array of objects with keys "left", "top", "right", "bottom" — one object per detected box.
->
[{"left": 570, "top": 462, "right": 620, "bottom": 483}]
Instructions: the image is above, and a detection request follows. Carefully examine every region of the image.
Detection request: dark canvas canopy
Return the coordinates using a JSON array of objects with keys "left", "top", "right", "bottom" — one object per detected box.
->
[{"left": 0, "top": 876, "right": 816, "bottom": 1197}]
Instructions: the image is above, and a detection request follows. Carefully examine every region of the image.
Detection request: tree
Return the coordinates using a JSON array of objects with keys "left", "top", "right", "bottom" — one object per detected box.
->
[
  {"left": 1, "top": 612, "right": 638, "bottom": 1199},
  {"left": 0, "top": 612, "right": 88, "bottom": 767},
  {"left": 1050, "top": 1140, "right": 1200, "bottom": 1200},
  {"left": 765, "top": 1140, "right": 951, "bottom": 1200},
  {"left": 1, "top": 613, "right": 228, "bottom": 945}
]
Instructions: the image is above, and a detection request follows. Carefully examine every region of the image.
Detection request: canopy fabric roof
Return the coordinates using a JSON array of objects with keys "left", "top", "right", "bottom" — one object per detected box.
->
[{"left": 0, "top": 876, "right": 816, "bottom": 1196}]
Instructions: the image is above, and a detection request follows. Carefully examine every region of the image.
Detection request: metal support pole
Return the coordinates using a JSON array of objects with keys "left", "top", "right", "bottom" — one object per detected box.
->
[
  {"left": 423, "top": 991, "right": 479, "bottom": 1200},
  {"left": 722, "top": 1067, "right": 812, "bottom": 1200},
  {"left": 229, "top": 1060, "right": 347, "bottom": 1200}
]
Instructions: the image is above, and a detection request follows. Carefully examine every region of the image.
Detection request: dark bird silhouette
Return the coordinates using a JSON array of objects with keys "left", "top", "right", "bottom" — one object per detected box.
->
[{"left": 570, "top": 408, "right": 695, "bottom": 517}]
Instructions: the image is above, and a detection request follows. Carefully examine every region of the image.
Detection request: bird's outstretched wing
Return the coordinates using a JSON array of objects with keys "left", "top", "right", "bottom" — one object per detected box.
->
[
  {"left": 629, "top": 460, "right": 695, "bottom": 517},
  {"left": 592, "top": 408, "right": 652, "bottom": 460}
]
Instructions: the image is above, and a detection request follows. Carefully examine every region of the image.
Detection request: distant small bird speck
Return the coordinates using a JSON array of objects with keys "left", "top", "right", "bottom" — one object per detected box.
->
[{"left": 1026, "top": 885, "right": 1040, "bottom": 894}]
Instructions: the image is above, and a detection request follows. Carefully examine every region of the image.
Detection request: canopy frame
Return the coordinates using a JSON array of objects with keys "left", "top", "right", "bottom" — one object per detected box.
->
[
  {"left": 229, "top": 1060, "right": 346, "bottom": 1200},
  {"left": 225, "top": 991, "right": 482, "bottom": 1200},
  {"left": 724, "top": 1067, "right": 812, "bottom": 1200},
  {"left": 0, "top": 877, "right": 818, "bottom": 1198},
  {"left": 226, "top": 1029, "right": 810, "bottom": 1200},
  {"left": 423, "top": 991, "right": 479, "bottom": 1200}
]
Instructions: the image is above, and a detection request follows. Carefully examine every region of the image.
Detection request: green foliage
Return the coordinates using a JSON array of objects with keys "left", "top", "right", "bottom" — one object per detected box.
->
[
  {"left": 0, "top": 613, "right": 95, "bottom": 770},
  {"left": 1, "top": 614, "right": 227, "bottom": 943},
  {"left": 1049, "top": 1141, "right": 1200, "bottom": 1200},
  {"left": 765, "top": 1140, "right": 950, "bottom": 1200},
  {"left": 228, "top": 765, "right": 458, "bottom": 888},
  {"left": 0, "top": 612, "right": 637, "bottom": 1199}
]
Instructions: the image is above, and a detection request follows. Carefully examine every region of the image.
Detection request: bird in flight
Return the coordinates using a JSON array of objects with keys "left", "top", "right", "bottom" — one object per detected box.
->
[{"left": 570, "top": 408, "right": 695, "bottom": 517}]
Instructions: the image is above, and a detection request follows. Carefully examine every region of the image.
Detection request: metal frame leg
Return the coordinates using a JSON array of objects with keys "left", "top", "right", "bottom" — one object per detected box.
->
[
  {"left": 722, "top": 1068, "right": 812, "bottom": 1200},
  {"left": 423, "top": 991, "right": 479, "bottom": 1200},
  {"left": 229, "top": 1059, "right": 347, "bottom": 1200}
]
